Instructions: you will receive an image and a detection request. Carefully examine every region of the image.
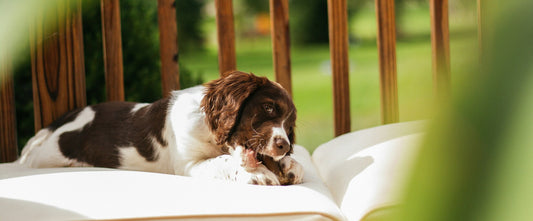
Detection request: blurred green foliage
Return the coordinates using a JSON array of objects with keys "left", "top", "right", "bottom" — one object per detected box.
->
[
  {"left": 82, "top": 0, "right": 203, "bottom": 103},
  {"left": 289, "top": 0, "right": 330, "bottom": 45},
  {"left": 287, "top": 0, "right": 425, "bottom": 45},
  {"left": 239, "top": 0, "right": 367, "bottom": 45},
  {"left": 391, "top": 0, "right": 533, "bottom": 220},
  {"left": 240, "top": 0, "right": 269, "bottom": 13},
  {"left": 175, "top": 0, "right": 206, "bottom": 52}
]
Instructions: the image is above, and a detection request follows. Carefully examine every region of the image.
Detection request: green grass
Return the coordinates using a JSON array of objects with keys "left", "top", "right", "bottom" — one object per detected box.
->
[{"left": 181, "top": 4, "right": 478, "bottom": 152}]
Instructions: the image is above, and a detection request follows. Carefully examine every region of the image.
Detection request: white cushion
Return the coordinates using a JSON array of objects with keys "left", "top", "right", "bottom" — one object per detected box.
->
[
  {"left": 312, "top": 121, "right": 427, "bottom": 221},
  {"left": 0, "top": 121, "right": 427, "bottom": 221},
  {"left": 0, "top": 145, "right": 344, "bottom": 221}
]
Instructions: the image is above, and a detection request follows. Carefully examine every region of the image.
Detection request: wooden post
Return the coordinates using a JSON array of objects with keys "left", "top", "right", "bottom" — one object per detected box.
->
[
  {"left": 30, "top": 0, "right": 87, "bottom": 131},
  {"left": 0, "top": 56, "right": 18, "bottom": 162},
  {"left": 101, "top": 0, "right": 125, "bottom": 101},
  {"left": 430, "top": 0, "right": 451, "bottom": 102},
  {"left": 269, "top": 0, "right": 292, "bottom": 96},
  {"left": 158, "top": 0, "right": 180, "bottom": 96},
  {"left": 376, "top": 0, "right": 399, "bottom": 124},
  {"left": 215, "top": 0, "right": 237, "bottom": 76},
  {"left": 327, "top": 0, "right": 351, "bottom": 136}
]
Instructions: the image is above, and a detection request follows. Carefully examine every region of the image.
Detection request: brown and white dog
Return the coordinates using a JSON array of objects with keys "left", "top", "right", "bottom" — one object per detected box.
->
[{"left": 16, "top": 71, "right": 303, "bottom": 185}]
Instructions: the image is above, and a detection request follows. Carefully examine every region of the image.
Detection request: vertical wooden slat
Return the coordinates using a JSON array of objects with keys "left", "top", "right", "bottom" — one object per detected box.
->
[
  {"left": 0, "top": 56, "right": 18, "bottom": 162},
  {"left": 158, "top": 0, "right": 180, "bottom": 96},
  {"left": 101, "top": 0, "right": 124, "bottom": 101},
  {"left": 375, "top": 0, "right": 399, "bottom": 124},
  {"left": 71, "top": 0, "right": 87, "bottom": 109},
  {"left": 327, "top": 0, "right": 351, "bottom": 136},
  {"left": 215, "top": 0, "right": 237, "bottom": 76},
  {"left": 430, "top": 0, "right": 451, "bottom": 102},
  {"left": 269, "top": 0, "right": 292, "bottom": 96},
  {"left": 30, "top": 0, "right": 86, "bottom": 131}
]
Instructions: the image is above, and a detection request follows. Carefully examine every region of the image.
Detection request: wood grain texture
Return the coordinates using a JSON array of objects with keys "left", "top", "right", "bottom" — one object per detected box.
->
[
  {"left": 375, "top": 0, "right": 399, "bottom": 124},
  {"left": 327, "top": 0, "right": 351, "bottom": 136},
  {"left": 29, "top": 0, "right": 87, "bottom": 132},
  {"left": 269, "top": 0, "right": 292, "bottom": 96},
  {"left": 215, "top": 0, "right": 237, "bottom": 76},
  {"left": 0, "top": 56, "right": 18, "bottom": 162},
  {"left": 101, "top": 0, "right": 124, "bottom": 101},
  {"left": 430, "top": 0, "right": 451, "bottom": 102},
  {"left": 158, "top": 0, "right": 180, "bottom": 96}
]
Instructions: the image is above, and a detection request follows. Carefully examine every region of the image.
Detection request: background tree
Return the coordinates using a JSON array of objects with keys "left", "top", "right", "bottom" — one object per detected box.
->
[
  {"left": 289, "top": 0, "right": 368, "bottom": 45},
  {"left": 175, "top": 0, "right": 206, "bottom": 52}
]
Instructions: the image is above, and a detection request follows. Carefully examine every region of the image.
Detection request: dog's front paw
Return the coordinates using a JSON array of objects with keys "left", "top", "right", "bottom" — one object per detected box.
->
[
  {"left": 278, "top": 156, "right": 304, "bottom": 185},
  {"left": 248, "top": 165, "right": 280, "bottom": 186}
]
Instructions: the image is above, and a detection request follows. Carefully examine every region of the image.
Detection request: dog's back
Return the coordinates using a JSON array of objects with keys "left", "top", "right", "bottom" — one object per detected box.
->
[{"left": 16, "top": 100, "right": 172, "bottom": 171}]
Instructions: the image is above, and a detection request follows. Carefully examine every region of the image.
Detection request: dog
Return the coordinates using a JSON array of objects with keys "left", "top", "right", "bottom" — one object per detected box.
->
[{"left": 16, "top": 71, "right": 303, "bottom": 185}]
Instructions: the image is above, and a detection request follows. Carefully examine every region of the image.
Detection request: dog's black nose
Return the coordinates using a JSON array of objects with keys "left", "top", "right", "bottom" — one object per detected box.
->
[{"left": 275, "top": 137, "right": 289, "bottom": 150}]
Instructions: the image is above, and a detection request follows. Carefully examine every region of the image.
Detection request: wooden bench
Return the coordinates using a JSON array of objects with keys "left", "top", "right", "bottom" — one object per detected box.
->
[{"left": 0, "top": 0, "right": 463, "bottom": 163}]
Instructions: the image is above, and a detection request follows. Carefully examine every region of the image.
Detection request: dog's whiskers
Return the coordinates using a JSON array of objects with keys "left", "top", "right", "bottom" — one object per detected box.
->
[{"left": 250, "top": 114, "right": 264, "bottom": 136}]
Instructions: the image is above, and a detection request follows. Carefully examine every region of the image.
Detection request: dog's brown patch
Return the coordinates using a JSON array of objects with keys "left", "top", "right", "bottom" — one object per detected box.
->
[{"left": 58, "top": 99, "right": 169, "bottom": 167}]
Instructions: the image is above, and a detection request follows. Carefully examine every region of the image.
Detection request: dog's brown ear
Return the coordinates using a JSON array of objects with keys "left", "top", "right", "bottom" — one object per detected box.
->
[{"left": 201, "top": 71, "right": 269, "bottom": 145}]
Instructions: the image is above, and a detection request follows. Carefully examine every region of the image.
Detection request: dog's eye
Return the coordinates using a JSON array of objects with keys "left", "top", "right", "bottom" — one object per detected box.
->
[{"left": 263, "top": 104, "right": 275, "bottom": 115}]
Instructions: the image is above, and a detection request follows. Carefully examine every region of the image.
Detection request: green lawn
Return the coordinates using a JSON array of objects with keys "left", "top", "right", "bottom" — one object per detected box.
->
[{"left": 181, "top": 4, "right": 478, "bottom": 152}]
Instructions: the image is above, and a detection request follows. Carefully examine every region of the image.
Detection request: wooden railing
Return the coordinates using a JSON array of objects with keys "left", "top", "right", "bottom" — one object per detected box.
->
[
  {"left": 0, "top": 0, "right": 463, "bottom": 162},
  {"left": 1, "top": 57, "right": 17, "bottom": 162}
]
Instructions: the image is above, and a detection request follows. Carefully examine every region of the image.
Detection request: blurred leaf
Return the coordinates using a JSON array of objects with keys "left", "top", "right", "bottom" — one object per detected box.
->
[{"left": 393, "top": 0, "right": 533, "bottom": 220}]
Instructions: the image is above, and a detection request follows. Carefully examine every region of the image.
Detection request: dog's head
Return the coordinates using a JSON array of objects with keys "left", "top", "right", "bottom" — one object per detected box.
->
[{"left": 201, "top": 71, "right": 296, "bottom": 161}]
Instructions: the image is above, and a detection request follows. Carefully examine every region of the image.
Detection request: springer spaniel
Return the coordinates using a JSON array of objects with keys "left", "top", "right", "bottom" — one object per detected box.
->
[{"left": 16, "top": 71, "right": 303, "bottom": 185}]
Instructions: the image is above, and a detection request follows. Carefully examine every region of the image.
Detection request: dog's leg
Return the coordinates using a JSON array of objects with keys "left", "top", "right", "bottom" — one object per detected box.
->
[
  {"left": 16, "top": 129, "right": 80, "bottom": 168},
  {"left": 277, "top": 156, "right": 304, "bottom": 185},
  {"left": 187, "top": 146, "right": 280, "bottom": 185},
  {"left": 262, "top": 155, "right": 304, "bottom": 185}
]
